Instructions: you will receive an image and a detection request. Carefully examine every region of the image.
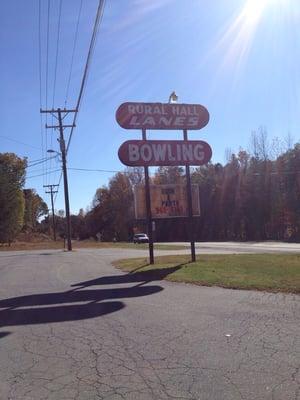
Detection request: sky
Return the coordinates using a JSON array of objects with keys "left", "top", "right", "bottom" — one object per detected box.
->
[{"left": 1, "top": 0, "right": 300, "bottom": 214}]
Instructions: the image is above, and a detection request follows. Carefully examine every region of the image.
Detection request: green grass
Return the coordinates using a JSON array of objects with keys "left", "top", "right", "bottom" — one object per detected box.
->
[
  {"left": 113, "top": 254, "right": 300, "bottom": 294},
  {"left": 0, "top": 241, "right": 187, "bottom": 252}
]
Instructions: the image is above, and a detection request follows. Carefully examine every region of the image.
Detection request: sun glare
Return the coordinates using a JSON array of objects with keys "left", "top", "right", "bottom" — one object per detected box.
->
[
  {"left": 242, "top": 0, "right": 267, "bottom": 25},
  {"left": 242, "top": 0, "right": 286, "bottom": 24},
  {"left": 210, "top": 0, "right": 291, "bottom": 82}
]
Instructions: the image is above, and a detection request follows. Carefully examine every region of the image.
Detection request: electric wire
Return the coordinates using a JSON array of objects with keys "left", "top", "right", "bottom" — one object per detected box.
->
[
  {"left": 68, "top": 167, "right": 121, "bottom": 173},
  {"left": 54, "top": 0, "right": 106, "bottom": 205},
  {"left": 26, "top": 167, "right": 57, "bottom": 174},
  {"left": 52, "top": 0, "right": 62, "bottom": 108},
  {"left": 45, "top": 0, "right": 51, "bottom": 186},
  {"left": 27, "top": 169, "right": 61, "bottom": 179},
  {"left": 38, "top": 0, "right": 46, "bottom": 185},
  {"left": 53, "top": 173, "right": 62, "bottom": 204},
  {"left": 28, "top": 156, "right": 50, "bottom": 164},
  {"left": 0, "top": 135, "right": 40, "bottom": 150},
  {"left": 50, "top": 0, "right": 62, "bottom": 186},
  {"left": 45, "top": 0, "right": 50, "bottom": 113},
  {"left": 65, "top": 0, "right": 83, "bottom": 106},
  {"left": 66, "top": 0, "right": 106, "bottom": 153},
  {"left": 27, "top": 156, "right": 57, "bottom": 168}
]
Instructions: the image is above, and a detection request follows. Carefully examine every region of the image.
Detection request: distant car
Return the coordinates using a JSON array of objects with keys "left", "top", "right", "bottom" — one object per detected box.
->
[{"left": 133, "top": 233, "right": 149, "bottom": 244}]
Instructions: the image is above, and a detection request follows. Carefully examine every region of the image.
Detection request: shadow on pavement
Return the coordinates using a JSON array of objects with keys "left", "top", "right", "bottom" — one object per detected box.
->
[
  {"left": 0, "top": 286, "right": 163, "bottom": 309},
  {"left": 0, "top": 262, "right": 180, "bottom": 335},
  {"left": 0, "top": 283, "right": 163, "bottom": 332},
  {"left": 71, "top": 264, "right": 185, "bottom": 289},
  {"left": 0, "top": 331, "right": 11, "bottom": 339},
  {"left": 0, "top": 302, "right": 124, "bottom": 328},
  {"left": 0, "top": 251, "right": 61, "bottom": 258}
]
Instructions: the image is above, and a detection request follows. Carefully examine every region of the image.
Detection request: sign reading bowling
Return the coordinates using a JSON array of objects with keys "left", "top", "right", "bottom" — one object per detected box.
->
[
  {"left": 118, "top": 140, "right": 212, "bottom": 167},
  {"left": 116, "top": 102, "right": 209, "bottom": 130}
]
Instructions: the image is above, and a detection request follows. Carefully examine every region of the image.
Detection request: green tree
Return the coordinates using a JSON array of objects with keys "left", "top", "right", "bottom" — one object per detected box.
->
[
  {"left": 0, "top": 153, "right": 27, "bottom": 244},
  {"left": 23, "top": 189, "right": 48, "bottom": 231},
  {"left": 87, "top": 172, "right": 134, "bottom": 241}
]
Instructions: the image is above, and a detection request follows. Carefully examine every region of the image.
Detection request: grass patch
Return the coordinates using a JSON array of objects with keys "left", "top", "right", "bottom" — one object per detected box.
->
[
  {"left": 0, "top": 241, "right": 187, "bottom": 252},
  {"left": 113, "top": 254, "right": 300, "bottom": 294}
]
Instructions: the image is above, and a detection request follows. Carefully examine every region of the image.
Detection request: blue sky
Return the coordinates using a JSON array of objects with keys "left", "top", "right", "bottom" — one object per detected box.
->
[{"left": 1, "top": 0, "right": 299, "bottom": 213}]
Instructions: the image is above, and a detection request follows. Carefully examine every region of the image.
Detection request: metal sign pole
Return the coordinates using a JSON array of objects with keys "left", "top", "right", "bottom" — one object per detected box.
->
[
  {"left": 142, "top": 128, "right": 154, "bottom": 264},
  {"left": 183, "top": 129, "right": 196, "bottom": 262}
]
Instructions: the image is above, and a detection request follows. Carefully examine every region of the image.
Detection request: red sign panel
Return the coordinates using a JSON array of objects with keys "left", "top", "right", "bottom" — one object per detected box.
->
[
  {"left": 118, "top": 140, "right": 212, "bottom": 167},
  {"left": 116, "top": 102, "right": 209, "bottom": 130}
]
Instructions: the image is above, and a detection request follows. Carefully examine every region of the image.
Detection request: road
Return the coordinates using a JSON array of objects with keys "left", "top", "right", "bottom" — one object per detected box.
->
[
  {"left": 159, "top": 241, "right": 300, "bottom": 254},
  {"left": 0, "top": 246, "right": 299, "bottom": 400}
]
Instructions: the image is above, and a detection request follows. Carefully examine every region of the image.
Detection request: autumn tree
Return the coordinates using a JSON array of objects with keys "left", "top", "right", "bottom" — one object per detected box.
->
[
  {"left": 0, "top": 153, "right": 27, "bottom": 244},
  {"left": 23, "top": 189, "right": 48, "bottom": 231},
  {"left": 87, "top": 172, "right": 135, "bottom": 241}
]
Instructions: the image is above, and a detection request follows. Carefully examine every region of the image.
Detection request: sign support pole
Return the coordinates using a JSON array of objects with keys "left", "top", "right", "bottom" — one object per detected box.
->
[
  {"left": 142, "top": 128, "right": 154, "bottom": 264},
  {"left": 183, "top": 129, "right": 196, "bottom": 262}
]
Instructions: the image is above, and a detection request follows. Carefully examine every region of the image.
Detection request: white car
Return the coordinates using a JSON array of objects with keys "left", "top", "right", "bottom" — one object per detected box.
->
[{"left": 133, "top": 233, "right": 149, "bottom": 244}]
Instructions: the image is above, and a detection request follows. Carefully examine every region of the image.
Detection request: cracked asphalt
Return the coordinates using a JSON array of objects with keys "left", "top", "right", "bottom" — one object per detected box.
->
[{"left": 0, "top": 247, "right": 299, "bottom": 400}]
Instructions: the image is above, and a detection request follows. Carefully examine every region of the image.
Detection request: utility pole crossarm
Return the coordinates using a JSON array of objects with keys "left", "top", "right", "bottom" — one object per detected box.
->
[
  {"left": 46, "top": 124, "right": 76, "bottom": 129},
  {"left": 40, "top": 108, "right": 77, "bottom": 114},
  {"left": 43, "top": 184, "right": 59, "bottom": 188}
]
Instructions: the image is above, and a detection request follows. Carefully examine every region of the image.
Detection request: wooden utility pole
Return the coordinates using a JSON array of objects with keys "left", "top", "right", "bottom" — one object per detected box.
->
[
  {"left": 44, "top": 184, "right": 58, "bottom": 241},
  {"left": 40, "top": 107, "right": 77, "bottom": 251}
]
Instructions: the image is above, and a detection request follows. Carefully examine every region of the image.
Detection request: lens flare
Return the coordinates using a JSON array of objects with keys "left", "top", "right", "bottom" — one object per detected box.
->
[{"left": 211, "top": 0, "right": 292, "bottom": 82}]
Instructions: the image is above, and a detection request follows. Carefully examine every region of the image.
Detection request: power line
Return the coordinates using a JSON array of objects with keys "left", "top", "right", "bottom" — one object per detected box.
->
[
  {"left": 52, "top": 0, "right": 62, "bottom": 108},
  {"left": 28, "top": 156, "right": 49, "bottom": 164},
  {"left": 27, "top": 156, "right": 57, "bottom": 168},
  {"left": 40, "top": 0, "right": 106, "bottom": 207},
  {"left": 66, "top": 0, "right": 106, "bottom": 153},
  {"left": 68, "top": 167, "right": 121, "bottom": 173},
  {"left": 45, "top": 0, "right": 51, "bottom": 186},
  {"left": 65, "top": 0, "right": 83, "bottom": 106},
  {"left": 53, "top": 0, "right": 106, "bottom": 206},
  {"left": 26, "top": 169, "right": 61, "bottom": 179},
  {"left": 45, "top": 0, "right": 50, "bottom": 112},
  {"left": 0, "top": 135, "right": 40, "bottom": 150},
  {"left": 53, "top": 173, "right": 62, "bottom": 205},
  {"left": 49, "top": 0, "right": 63, "bottom": 185},
  {"left": 38, "top": 0, "right": 45, "bottom": 184}
]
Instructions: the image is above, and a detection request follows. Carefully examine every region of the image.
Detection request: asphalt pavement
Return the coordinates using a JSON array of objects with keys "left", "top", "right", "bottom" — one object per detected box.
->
[
  {"left": 0, "top": 246, "right": 299, "bottom": 400},
  {"left": 159, "top": 241, "right": 300, "bottom": 254}
]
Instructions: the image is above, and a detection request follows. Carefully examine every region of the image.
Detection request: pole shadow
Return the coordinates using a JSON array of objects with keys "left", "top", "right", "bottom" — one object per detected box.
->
[
  {"left": 71, "top": 264, "right": 185, "bottom": 289},
  {"left": 0, "top": 284, "right": 163, "bottom": 334},
  {"left": 0, "top": 331, "right": 11, "bottom": 339},
  {"left": 0, "top": 286, "right": 163, "bottom": 310},
  {"left": 0, "top": 251, "right": 61, "bottom": 258},
  {"left": 0, "top": 263, "right": 186, "bottom": 337},
  {"left": 0, "top": 302, "right": 125, "bottom": 327}
]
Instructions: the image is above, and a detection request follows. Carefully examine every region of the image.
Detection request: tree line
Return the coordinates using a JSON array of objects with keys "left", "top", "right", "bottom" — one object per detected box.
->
[
  {"left": 2, "top": 130, "right": 300, "bottom": 243},
  {"left": 0, "top": 153, "right": 48, "bottom": 244},
  {"left": 44, "top": 131, "right": 300, "bottom": 243}
]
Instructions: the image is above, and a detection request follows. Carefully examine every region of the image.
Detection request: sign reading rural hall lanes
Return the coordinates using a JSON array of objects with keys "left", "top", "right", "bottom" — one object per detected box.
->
[
  {"left": 118, "top": 140, "right": 212, "bottom": 167},
  {"left": 116, "top": 102, "right": 209, "bottom": 130}
]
